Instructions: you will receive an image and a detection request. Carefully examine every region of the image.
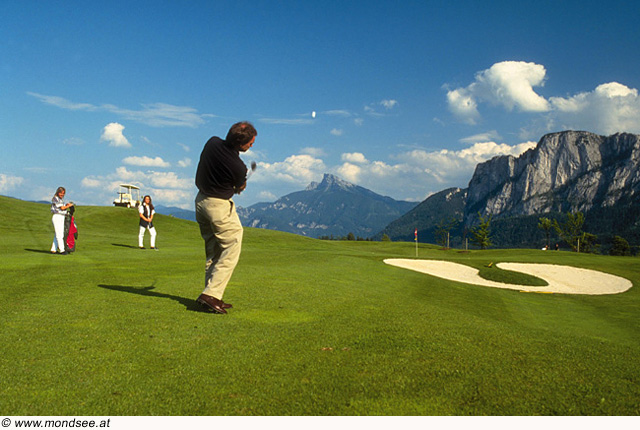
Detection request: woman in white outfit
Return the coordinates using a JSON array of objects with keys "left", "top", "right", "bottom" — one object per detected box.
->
[
  {"left": 50, "top": 187, "right": 74, "bottom": 254},
  {"left": 138, "top": 195, "right": 157, "bottom": 249}
]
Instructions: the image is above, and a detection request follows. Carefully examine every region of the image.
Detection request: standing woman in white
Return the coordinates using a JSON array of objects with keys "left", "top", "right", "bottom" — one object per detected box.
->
[
  {"left": 138, "top": 195, "right": 158, "bottom": 249},
  {"left": 50, "top": 187, "right": 74, "bottom": 254}
]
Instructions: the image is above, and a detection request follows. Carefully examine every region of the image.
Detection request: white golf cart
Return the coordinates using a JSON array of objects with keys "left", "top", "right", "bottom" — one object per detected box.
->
[{"left": 113, "top": 184, "right": 141, "bottom": 208}]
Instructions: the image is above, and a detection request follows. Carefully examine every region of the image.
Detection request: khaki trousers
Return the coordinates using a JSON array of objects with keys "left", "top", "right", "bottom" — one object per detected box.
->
[{"left": 195, "top": 192, "right": 243, "bottom": 300}]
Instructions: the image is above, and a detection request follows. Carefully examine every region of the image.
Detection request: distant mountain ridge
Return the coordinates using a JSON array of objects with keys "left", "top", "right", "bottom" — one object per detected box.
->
[
  {"left": 237, "top": 173, "right": 417, "bottom": 238},
  {"left": 378, "top": 187, "right": 467, "bottom": 243},
  {"left": 155, "top": 205, "right": 196, "bottom": 222}
]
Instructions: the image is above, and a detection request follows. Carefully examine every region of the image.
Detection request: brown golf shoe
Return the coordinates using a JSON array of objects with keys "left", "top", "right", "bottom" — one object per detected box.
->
[{"left": 196, "top": 294, "right": 227, "bottom": 314}]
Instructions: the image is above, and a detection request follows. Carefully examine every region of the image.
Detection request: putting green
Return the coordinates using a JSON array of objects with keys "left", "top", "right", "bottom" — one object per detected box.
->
[{"left": 384, "top": 259, "right": 633, "bottom": 295}]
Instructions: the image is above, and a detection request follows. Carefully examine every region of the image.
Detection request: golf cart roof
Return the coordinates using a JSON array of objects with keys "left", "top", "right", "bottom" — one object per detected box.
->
[{"left": 119, "top": 184, "right": 140, "bottom": 190}]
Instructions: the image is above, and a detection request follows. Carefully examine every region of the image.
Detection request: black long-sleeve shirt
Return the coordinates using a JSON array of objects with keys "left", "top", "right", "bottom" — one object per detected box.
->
[{"left": 195, "top": 136, "right": 247, "bottom": 199}]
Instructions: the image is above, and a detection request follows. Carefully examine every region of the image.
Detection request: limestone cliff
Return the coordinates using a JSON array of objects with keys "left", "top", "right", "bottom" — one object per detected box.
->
[{"left": 465, "top": 131, "right": 640, "bottom": 225}]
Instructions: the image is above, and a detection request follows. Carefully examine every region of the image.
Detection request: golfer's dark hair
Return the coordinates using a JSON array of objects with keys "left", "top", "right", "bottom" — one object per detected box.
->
[
  {"left": 143, "top": 195, "right": 154, "bottom": 211},
  {"left": 226, "top": 121, "right": 257, "bottom": 147},
  {"left": 54, "top": 187, "right": 66, "bottom": 198}
]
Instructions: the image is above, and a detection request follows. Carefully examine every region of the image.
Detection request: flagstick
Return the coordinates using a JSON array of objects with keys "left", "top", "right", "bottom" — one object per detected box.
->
[{"left": 415, "top": 228, "right": 418, "bottom": 257}]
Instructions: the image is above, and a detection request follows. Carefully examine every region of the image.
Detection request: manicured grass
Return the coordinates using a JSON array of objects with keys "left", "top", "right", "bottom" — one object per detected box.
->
[{"left": 1, "top": 195, "right": 639, "bottom": 415}]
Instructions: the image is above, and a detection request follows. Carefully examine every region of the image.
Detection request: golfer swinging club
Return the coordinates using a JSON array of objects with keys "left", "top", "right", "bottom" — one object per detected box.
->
[{"left": 194, "top": 121, "right": 257, "bottom": 314}]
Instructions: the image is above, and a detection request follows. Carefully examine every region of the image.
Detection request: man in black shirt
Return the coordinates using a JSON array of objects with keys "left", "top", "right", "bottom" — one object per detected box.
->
[{"left": 194, "top": 122, "right": 257, "bottom": 314}]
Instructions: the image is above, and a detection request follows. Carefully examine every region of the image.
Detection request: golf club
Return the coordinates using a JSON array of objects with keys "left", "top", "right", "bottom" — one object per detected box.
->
[{"left": 246, "top": 161, "right": 257, "bottom": 179}]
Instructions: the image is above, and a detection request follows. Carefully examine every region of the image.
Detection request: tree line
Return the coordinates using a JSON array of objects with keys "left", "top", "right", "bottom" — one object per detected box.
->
[
  {"left": 443, "top": 211, "right": 634, "bottom": 256},
  {"left": 319, "top": 210, "right": 635, "bottom": 256}
]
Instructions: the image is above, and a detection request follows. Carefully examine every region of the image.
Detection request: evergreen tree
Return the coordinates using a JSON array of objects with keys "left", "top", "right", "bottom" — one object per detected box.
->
[
  {"left": 610, "top": 236, "right": 631, "bottom": 256},
  {"left": 435, "top": 216, "right": 458, "bottom": 249},
  {"left": 470, "top": 212, "right": 492, "bottom": 250},
  {"left": 553, "top": 211, "right": 585, "bottom": 252},
  {"left": 538, "top": 217, "right": 553, "bottom": 249}
]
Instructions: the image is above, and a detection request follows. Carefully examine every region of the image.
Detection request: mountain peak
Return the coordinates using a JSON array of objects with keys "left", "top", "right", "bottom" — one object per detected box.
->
[
  {"left": 305, "top": 174, "right": 355, "bottom": 191},
  {"left": 322, "top": 173, "right": 355, "bottom": 190}
]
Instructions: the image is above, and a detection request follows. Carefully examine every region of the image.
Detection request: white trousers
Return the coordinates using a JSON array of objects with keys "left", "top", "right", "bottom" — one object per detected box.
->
[
  {"left": 139, "top": 226, "right": 157, "bottom": 248},
  {"left": 51, "top": 213, "right": 66, "bottom": 253}
]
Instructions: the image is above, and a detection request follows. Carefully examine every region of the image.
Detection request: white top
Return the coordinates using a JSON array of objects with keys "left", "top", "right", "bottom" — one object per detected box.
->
[{"left": 139, "top": 203, "right": 155, "bottom": 218}]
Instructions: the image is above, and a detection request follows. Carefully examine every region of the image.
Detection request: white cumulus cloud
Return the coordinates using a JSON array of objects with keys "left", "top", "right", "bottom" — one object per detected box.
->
[
  {"left": 341, "top": 152, "right": 368, "bottom": 164},
  {"left": 257, "top": 154, "right": 326, "bottom": 185},
  {"left": 447, "top": 62, "right": 640, "bottom": 135},
  {"left": 446, "top": 88, "right": 480, "bottom": 124},
  {"left": 447, "top": 61, "right": 550, "bottom": 123},
  {"left": 80, "top": 166, "right": 194, "bottom": 207},
  {"left": 100, "top": 123, "right": 131, "bottom": 148},
  {"left": 550, "top": 82, "right": 640, "bottom": 134},
  {"left": 333, "top": 140, "right": 537, "bottom": 201},
  {"left": 123, "top": 156, "right": 170, "bottom": 168}
]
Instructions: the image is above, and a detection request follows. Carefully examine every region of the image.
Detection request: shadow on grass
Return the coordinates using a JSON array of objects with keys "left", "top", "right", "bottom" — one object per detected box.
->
[
  {"left": 111, "top": 243, "right": 141, "bottom": 249},
  {"left": 97, "top": 284, "right": 213, "bottom": 313},
  {"left": 24, "top": 248, "right": 57, "bottom": 254}
]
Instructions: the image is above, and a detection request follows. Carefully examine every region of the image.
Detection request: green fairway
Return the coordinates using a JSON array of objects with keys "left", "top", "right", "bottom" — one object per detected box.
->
[{"left": 1, "top": 195, "right": 639, "bottom": 415}]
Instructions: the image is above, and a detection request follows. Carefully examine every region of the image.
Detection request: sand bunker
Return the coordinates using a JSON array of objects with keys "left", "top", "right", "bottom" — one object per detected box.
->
[{"left": 383, "top": 259, "right": 633, "bottom": 295}]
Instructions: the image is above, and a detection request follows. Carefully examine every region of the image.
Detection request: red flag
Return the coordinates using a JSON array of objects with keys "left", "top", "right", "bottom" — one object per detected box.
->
[{"left": 414, "top": 228, "right": 418, "bottom": 241}]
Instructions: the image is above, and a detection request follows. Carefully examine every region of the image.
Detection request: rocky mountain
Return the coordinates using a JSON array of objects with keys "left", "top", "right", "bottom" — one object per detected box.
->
[
  {"left": 381, "top": 131, "right": 640, "bottom": 248},
  {"left": 465, "top": 131, "right": 640, "bottom": 225},
  {"left": 237, "top": 173, "right": 417, "bottom": 238}
]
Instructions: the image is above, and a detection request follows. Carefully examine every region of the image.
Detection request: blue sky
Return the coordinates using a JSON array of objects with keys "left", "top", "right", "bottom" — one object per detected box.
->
[{"left": 2, "top": 0, "right": 640, "bottom": 209}]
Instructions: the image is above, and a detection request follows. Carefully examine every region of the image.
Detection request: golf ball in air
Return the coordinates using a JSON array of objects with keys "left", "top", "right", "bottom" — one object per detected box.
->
[{"left": 312, "top": 111, "right": 316, "bottom": 118}]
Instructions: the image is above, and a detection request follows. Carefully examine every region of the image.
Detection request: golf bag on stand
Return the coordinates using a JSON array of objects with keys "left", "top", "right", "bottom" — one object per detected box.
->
[{"left": 64, "top": 205, "right": 78, "bottom": 253}]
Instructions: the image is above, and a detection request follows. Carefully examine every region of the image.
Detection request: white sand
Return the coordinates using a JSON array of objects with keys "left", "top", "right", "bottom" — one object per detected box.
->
[{"left": 383, "top": 259, "right": 633, "bottom": 295}]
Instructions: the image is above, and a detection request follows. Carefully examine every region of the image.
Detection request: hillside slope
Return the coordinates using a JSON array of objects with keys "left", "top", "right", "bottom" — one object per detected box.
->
[{"left": 2, "top": 195, "right": 640, "bottom": 415}]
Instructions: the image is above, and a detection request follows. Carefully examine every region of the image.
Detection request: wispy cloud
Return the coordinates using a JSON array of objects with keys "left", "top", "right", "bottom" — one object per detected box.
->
[
  {"left": 380, "top": 99, "right": 398, "bottom": 109},
  {"left": 0, "top": 174, "right": 24, "bottom": 193},
  {"left": 459, "top": 130, "right": 502, "bottom": 144},
  {"left": 322, "top": 110, "right": 353, "bottom": 117},
  {"left": 27, "top": 92, "right": 96, "bottom": 111},
  {"left": 63, "top": 137, "right": 85, "bottom": 146},
  {"left": 177, "top": 158, "right": 192, "bottom": 168},
  {"left": 365, "top": 99, "right": 399, "bottom": 117},
  {"left": 300, "top": 147, "right": 326, "bottom": 157},
  {"left": 258, "top": 117, "right": 314, "bottom": 125},
  {"left": 28, "top": 92, "right": 211, "bottom": 128}
]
